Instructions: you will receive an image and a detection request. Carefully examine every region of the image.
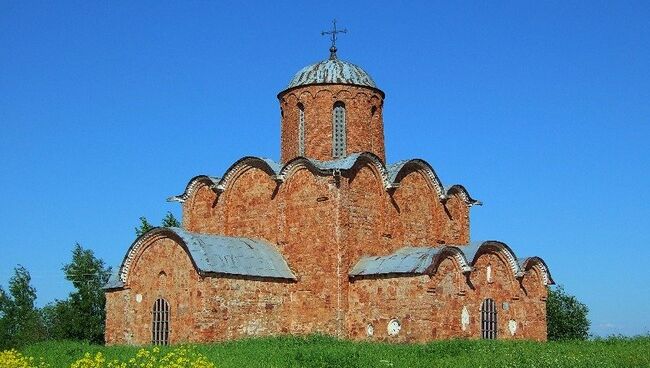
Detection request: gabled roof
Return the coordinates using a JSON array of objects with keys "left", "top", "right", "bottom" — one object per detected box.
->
[
  {"left": 105, "top": 227, "right": 295, "bottom": 290},
  {"left": 349, "top": 241, "right": 553, "bottom": 285}
]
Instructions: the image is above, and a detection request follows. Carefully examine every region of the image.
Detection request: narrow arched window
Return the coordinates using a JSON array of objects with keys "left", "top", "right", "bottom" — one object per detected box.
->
[
  {"left": 332, "top": 101, "right": 346, "bottom": 158},
  {"left": 152, "top": 298, "right": 170, "bottom": 345},
  {"left": 298, "top": 103, "right": 305, "bottom": 156},
  {"left": 481, "top": 298, "right": 497, "bottom": 339}
]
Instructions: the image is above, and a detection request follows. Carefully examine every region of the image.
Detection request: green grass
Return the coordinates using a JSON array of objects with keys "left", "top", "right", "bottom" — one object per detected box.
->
[{"left": 20, "top": 335, "right": 650, "bottom": 368}]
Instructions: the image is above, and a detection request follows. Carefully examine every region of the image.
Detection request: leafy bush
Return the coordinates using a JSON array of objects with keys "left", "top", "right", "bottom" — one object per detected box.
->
[{"left": 547, "top": 285, "right": 590, "bottom": 340}]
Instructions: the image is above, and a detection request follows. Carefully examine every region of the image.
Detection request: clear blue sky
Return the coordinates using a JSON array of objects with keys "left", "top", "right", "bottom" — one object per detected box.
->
[{"left": 1, "top": 1, "right": 648, "bottom": 337}]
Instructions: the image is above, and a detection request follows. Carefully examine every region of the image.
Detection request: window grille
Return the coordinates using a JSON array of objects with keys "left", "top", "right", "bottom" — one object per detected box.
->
[
  {"left": 332, "top": 102, "right": 346, "bottom": 158},
  {"left": 298, "top": 103, "right": 305, "bottom": 156},
  {"left": 481, "top": 298, "right": 497, "bottom": 339},
  {"left": 152, "top": 298, "right": 170, "bottom": 345}
]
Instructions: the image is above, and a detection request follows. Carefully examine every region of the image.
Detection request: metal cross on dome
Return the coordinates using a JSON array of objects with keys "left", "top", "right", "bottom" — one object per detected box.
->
[{"left": 322, "top": 19, "right": 347, "bottom": 59}]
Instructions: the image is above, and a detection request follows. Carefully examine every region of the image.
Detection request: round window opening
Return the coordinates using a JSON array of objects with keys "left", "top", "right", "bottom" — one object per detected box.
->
[
  {"left": 366, "top": 324, "right": 374, "bottom": 337},
  {"left": 387, "top": 319, "right": 401, "bottom": 337}
]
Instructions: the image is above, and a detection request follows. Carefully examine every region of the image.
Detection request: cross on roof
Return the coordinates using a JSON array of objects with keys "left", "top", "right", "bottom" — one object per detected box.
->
[{"left": 321, "top": 19, "right": 347, "bottom": 59}]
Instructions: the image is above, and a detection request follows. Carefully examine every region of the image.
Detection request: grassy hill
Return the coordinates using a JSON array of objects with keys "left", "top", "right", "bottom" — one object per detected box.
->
[{"left": 10, "top": 335, "right": 650, "bottom": 368}]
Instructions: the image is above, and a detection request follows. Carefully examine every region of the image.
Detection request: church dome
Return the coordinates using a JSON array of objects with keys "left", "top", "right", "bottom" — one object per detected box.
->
[{"left": 286, "top": 58, "right": 378, "bottom": 90}]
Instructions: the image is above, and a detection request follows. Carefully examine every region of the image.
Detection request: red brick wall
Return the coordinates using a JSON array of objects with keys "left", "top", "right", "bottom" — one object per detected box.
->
[
  {"left": 278, "top": 167, "right": 342, "bottom": 335},
  {"left": 279, "top": 85, "right": 385, "bottom": 163},
  {"left": 108, "top": 169, "right": 546, "bottom": 344},
  {"left": 520, "top": 264, "right": 549, "bottom": 340},
  {"left": 222, "top": 165, "right": 277, "bottom": 241},
  {"left": 343, "top": 162, "right": 388, "bottom": 263},
  {"left": 105, "top": 234, "right": 293, "bottom": 345},
  {"left": 173, "top": 156, "right": 474, "bottom": 338},
  {"left": 347, "top": 250, "right": 549, "bottom": 343},
  {"left": 445, "top": 195, "right": 471, "bottom": 244},
  {"left": 183, "top": 184, "right": 219, "bottom": 233},
  {"left": 106, "top": 235, "right": 203, "bottom": 345}
]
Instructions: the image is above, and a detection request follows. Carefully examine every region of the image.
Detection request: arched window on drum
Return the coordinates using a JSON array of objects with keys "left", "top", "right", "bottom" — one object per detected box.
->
[
  {"left": 298, "top": 103, "right": 305, "bottom": 156},
  {"left": 332, "top": 101, "right": 346, "bottom": 158}
]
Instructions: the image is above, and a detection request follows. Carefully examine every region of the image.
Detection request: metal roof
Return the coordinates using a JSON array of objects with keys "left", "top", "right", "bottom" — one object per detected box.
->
[
  {"left": 170, "top": 153, "right": 480, "bottom": 207},
  {"left": 349, "top": 247, "right": 444, "bottom": 276},
  {"left": 286, "top": 58, "right": 378, "bottom": 90},
  {"left": 106, "top": 227, "right": 296, "bottom": 289},
  {"left": 170, "top": 227, "right": 295, "bottom": 280},
  {"left": 104, "top": 269, "right": 124, "bottom": 289},
  {"left": 349, "top": 241, "right": 553, "bottom": 285},
  {"left": 308, "top": 153, "right": 363, "bottom": 171}
]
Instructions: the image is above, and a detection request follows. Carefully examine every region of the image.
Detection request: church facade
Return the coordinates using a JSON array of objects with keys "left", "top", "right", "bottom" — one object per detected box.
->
[{"left": 104, "top": 45, "right": 553, "bottom": 345}]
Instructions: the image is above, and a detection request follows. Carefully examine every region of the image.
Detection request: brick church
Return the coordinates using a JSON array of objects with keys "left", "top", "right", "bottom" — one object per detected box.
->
[{"left": 105, "top": 31, "right": 554, "bottom": 345}]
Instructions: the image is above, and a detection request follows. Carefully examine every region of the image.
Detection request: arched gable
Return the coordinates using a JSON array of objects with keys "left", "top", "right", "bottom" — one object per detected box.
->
[
  {"left": 119, "top": 228, "right": 199, "bottom": 287},
  {"left": 346, "top": 160, "right": 387, "bottom": 260},
  {"left": 519, "top": 257, "right": 554, "bottom": 286},
  {"left": 167, "top": 175, "right": 220, "bottom": 232},
  {"left": 221, "top": 161, "right": 278, "bottom": 240},
  {"left": 184, "top": 183, "right": 219, "bottom": 232},
  {"left": 444, "top": 194, "right": 470, "bottom": 244},
  {"left": 390, "top": 168, "right": 439, "bottom": 245},
  {"left": 216, "top": 156, "right": 281, "bottom": 193},
  {"left": 167, "top": 175, "right": 220, "bottom": 203},
  {"left": 428, "top": 254, "right": 465, "bottom": 299},
  {"left": 429, "top": 246, "right": 473, "bottom": 275},
  {"left": 169, "top": 154, "right": 475, "bottom": 209},
  {"left": 387, "top": 160, "right": 480, "bottom": 206},
  {"left": 388, "top": 159, "right": 446, "bottom": 199},
  {"left": 460, "top": 241, "right": 523, "bottom": 280},
  {"left": 446, "top": 184, "right": 481, "bottom": 206},
  {"left": 348, "top": 158, "right": 386, "bottom": 192}
]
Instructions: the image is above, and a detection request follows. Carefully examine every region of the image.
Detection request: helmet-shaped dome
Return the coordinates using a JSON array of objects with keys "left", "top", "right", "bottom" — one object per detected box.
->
[{"left": 286, "top": 58, "right": 378, "bottom": 90}]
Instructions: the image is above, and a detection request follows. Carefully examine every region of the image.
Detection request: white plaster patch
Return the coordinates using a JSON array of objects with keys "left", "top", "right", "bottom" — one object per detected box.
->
[
  {"left": 135, "top": 294, "right": 142, "bottom": 303},
  {"left": 387, "top": 319, "right": 401, "bottom": 336},
  {"left": 461, "top": 306, "right": 470, "bottom": 331},
  {"left": 486, "top": 265, "right": 493, "bottom": 283},
  {"left": 366, "top": 324, "right": 374, "bottom": 337},
  {"left": 508, "top": 320, "right": 517, "bottom": 336},
  {"left": 244, "top": 319, "right": 263, "bottom": 335}
]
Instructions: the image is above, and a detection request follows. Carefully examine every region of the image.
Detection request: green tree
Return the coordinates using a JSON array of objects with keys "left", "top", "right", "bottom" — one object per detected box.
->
[
  {"left": 162, "top": 211, "right": 181, "bottom": 227},
  {"left": 135, "top": 216, "right": 154, "bottom": 237},
  {"left": 0, "top": 287, "right": 10, "bottom": 347},
  {"left": 41, "top": 299, "right": 75, "bottom": 340},
  {"left": 547, "top": 285, "right": 590, "bottom": 340},
  {"left": 56, "top": 243, "right": 111, "bottom": 343},
  {"left": 136, "top": 212, "right": 180, "bottom": 237},
  {"left": 0, "top": 266, "right": 45, "bottom": 349}
]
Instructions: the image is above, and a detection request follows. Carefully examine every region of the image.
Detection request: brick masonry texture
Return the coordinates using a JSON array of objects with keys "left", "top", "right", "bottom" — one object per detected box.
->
[
  {"left": 279, "top": 85, "right": 385, "bottom": 163},
  {"left": 106, "top": 78, "right": 550, "bottom": 345}
]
